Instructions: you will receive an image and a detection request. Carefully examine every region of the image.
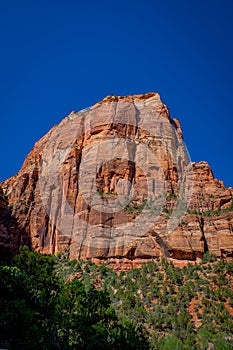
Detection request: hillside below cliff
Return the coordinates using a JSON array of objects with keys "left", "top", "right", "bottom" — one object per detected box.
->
[{"left": 0, "top": 93, "right": 233, "bottom": 266}]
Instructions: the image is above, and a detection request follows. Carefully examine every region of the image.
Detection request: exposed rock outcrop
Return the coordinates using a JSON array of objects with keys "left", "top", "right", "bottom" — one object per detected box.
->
[{"left": 1, "top": 93, "right": 233, "bottom": 266}]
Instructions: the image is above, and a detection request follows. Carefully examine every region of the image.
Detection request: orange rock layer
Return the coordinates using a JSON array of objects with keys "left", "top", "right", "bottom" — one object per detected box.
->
[{"left": 0, "top": 93, "right": 232, "bottom": 265}]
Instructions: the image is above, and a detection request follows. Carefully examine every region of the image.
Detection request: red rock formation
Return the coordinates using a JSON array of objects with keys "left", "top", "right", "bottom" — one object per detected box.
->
[{"left": 1, "top": 93, "right": 233, "bottom": 265}]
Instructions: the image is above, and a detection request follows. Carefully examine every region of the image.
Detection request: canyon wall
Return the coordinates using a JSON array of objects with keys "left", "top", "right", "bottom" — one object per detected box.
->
[{"left": 1, "top": 93, "right": 232, "bottom": 267}]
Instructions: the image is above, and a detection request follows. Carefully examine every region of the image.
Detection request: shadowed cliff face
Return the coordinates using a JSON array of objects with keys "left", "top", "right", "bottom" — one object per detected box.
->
[
  {"left": 0, "top": 186, "right": 30, "bottom": 261},
  {"left": 1, "top": 93, "right": 233, "bottom": 268}
]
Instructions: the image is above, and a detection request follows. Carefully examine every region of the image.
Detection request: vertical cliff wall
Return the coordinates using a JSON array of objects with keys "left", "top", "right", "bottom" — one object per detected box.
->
[{"left": 1, "top": 93, "right": 232, "bottom": 266}]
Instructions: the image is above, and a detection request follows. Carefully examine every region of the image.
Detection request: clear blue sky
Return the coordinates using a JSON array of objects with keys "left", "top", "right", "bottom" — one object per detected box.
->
[{"left": 0, "top": 0, "right": 232, "bottom": 187}]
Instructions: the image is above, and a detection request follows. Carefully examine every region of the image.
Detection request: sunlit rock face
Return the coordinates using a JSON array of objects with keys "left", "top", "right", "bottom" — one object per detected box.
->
[{"left": 1, "top": 93, "right": 233, "bottom": 267}]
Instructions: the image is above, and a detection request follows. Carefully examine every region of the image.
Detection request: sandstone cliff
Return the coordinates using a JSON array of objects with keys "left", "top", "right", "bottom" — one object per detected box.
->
[{"left": 1, "top": 93, "right": 233, "bottom": 267}]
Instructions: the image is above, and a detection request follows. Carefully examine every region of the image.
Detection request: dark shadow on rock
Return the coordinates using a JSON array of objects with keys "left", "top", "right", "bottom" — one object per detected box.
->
[{"left": 0, "top": 188, "right": 31, "bottom": 262}]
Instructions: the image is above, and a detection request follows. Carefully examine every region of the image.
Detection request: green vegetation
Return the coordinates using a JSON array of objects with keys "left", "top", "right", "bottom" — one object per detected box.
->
[
  {"left": 96, "top": 188, "right": 104, "bottom": 196},
  {"left": 0, "top": 247, "right": 148, "bottom": 349},
  {"left": 96, "top": 190, "right": 117, "bottom": 199},
  {"left": 166, "top": 193, "right": 177, "bottom": 199},
  {"left": 123, "top": 200, "right": 147, "bottom": 213},
  {"left": 124, "top": 199, "right": 161, "bottom": 216},
  {"left": 187, "top": 199, "right": 233, "bottom": 217},
  {"left": 187, "top": 208, "right": 221, "bottom": 217},
  {"left": 1, "top": 248, "right": 233, "bottom": 349}
]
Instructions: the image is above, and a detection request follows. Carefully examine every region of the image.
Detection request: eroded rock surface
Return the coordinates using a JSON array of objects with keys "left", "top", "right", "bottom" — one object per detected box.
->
[{"left": 1, "top": 93, "right": 233, "bottom": 266}]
